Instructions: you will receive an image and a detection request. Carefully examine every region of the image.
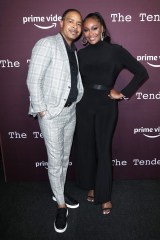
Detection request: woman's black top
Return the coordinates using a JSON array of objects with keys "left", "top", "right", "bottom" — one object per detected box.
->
[{"left": 77, "top": 41, "right": 148, "bottom": 98}]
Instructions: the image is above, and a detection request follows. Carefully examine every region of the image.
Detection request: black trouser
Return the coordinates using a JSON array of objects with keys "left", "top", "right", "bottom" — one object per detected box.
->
[{"left": 75, "top": 88, "right": 118, "bottom": 204}]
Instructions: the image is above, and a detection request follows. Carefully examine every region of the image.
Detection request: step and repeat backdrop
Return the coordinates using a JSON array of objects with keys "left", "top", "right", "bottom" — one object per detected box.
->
[{"left": 1, "top": 0, "right": 160, "bottom": 181}]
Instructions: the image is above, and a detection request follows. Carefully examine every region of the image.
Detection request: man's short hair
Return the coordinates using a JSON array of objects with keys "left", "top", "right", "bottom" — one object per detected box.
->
[{"left": 62, "top": 9, "right": 82, "bottom": 20}]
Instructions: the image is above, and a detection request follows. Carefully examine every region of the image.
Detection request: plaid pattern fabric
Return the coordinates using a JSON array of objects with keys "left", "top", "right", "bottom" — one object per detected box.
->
[
  {"left": 38, "top": 104, "right": 76, "bottom": 205},
  {"left": 26, "top": 33, "right": 83, "bottom": 117}
]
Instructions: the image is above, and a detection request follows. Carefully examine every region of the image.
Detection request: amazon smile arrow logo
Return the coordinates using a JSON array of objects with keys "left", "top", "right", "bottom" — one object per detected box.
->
[
  {"left": 143, "top": 133, "right": 160, "bottom": 138},
  {"left": 34, "top": 23, "right": 57, "bottom": 29},
  {"left": 147, "top": 62, "right": 160, "bottom": 67}
]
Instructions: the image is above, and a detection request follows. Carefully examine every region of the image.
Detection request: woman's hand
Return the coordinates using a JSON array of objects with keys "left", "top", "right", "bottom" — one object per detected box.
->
[{"left": 108, "top": 89, "right": 124, "bottom": 100}]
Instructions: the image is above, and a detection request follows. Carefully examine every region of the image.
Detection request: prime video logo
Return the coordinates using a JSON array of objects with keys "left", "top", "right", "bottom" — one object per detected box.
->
[
  {"left": 35, "top": 161, "right": 72, "bottom": 169},
  {"left": 23, "top": 14, "right": 62, "bottom": 29},
  {"left": 137, "top": 54, "right": 160, "bottom": 67},
  {"left": 134, "top": 126, "right": 160, "bottom": 138}
]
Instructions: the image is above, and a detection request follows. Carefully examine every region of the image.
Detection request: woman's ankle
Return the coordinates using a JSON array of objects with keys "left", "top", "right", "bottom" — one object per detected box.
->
[{"left": 88, "top": 190, "right": 94, "bottom": 197}]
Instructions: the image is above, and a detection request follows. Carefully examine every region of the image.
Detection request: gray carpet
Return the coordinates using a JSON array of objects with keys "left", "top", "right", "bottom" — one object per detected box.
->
[{"left": 0, "top": 161, "right": 160, "bottom": 240}]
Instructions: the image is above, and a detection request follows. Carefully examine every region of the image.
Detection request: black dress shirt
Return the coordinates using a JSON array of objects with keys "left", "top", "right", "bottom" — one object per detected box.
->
[{"left": 61, "top": 34, "right": 78, "bottom": 104}]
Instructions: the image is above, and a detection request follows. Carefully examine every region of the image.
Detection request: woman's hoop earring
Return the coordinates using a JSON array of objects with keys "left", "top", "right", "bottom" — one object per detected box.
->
[
  {"left": 101, "top": 32, "right": 104, "bottom": 41},
  {"left": 82, "top": 36, "right": 88, "bottom": 45}
]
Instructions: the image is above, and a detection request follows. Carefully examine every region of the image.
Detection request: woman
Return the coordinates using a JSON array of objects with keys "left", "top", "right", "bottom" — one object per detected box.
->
[{"left": 75, "top": 12, "right": 148, "bottom": 214}]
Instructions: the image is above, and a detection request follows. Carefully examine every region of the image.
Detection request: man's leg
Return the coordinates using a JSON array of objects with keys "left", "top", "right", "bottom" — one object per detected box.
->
[
  {"left": 38, "top": 109, "right": 70, "bottom": 233},
  {"left": 62, "top": 103, "right": 76, "bottom": 184},
  {"left": 62, "top": 104, "right": 79, "bottom": 208},
  {"left": 38, "top": 104, "right": 77, "bottom": 233},
  {"left": 38, "top": 111, "right": 67, "bottom": 205},
  {"left": 51, "top": 103, "right": 79, "bottom": 208}
]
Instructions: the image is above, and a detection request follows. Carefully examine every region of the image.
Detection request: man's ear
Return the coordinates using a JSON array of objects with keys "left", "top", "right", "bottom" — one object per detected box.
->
[{"left": 60, "top": 20, "right": 63, "bottom": 29}]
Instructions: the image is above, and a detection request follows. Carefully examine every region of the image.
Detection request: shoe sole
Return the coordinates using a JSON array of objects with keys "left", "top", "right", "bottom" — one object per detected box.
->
[
  {"left": 52, "top": 196, "right": 79, "bottom": 209},
  {"left": 54, "top": 209, "right": 68, "bottom": 233}
]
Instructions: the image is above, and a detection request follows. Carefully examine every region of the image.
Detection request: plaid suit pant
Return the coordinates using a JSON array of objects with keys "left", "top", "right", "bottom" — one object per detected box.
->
[{"left": 38, "top": 103, "right": 76, "bottom": 205}]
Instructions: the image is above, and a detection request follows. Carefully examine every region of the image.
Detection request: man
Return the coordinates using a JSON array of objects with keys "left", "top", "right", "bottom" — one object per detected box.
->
[{"left": 27, "top": 9, "right": 83, "bottom": 233}]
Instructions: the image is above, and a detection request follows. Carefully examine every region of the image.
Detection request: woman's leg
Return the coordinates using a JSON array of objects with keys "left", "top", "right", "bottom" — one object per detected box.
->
[
  {"left": 94, "top": 101, "right": 118, "bottom": 206},
  {"left": 75, "top": 105, "right": 97, "bottom": 190}
]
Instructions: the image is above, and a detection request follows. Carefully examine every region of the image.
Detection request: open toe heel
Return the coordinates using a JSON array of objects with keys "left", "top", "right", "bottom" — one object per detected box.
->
[
  {"left": 102, "top": 202, "right": 112, "bottom": 215},
  {"left": 87, "top": 195, "right": 94, "bottom": 202},
  {"left": 87, "top": 190, "right": 94, "bottom": 203}
]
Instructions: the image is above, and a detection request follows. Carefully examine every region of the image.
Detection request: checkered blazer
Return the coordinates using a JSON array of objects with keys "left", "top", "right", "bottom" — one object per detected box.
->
[{"left": 26, "top": 33, "right": 84, "bottom": 117}]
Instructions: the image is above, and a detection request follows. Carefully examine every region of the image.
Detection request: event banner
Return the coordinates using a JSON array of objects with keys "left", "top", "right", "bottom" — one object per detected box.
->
[{"left": 0, "top": 0, "right": 160, "bottom": 181}]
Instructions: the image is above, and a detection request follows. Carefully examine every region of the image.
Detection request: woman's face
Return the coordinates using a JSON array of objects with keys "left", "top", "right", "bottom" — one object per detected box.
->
[{"left": 83, "top": 17, "right": 103, "bottom": 45}]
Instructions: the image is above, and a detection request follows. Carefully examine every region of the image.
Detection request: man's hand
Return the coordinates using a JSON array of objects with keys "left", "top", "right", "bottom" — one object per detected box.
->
[{"left": 38, "top": 111, "right": 46, "bottom": 118}]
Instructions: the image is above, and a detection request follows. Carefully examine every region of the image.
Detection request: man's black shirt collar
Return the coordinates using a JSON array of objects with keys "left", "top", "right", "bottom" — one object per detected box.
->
[{"left": 60, "top": 33, "right": 77, "bottom": 52}]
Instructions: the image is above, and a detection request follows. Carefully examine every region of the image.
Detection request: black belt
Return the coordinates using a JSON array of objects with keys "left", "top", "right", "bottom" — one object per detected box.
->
[
  {"left": 64, "top": 102, "right": 73, "bottom": 107},
  {"left": 84, "top": 83, "right": 110, "bottom": 91}
]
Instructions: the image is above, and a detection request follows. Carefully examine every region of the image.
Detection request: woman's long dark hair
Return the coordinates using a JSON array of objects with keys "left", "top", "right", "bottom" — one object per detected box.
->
[{"left": 83, "top": 12, "right": 111, "bottom": 43}]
